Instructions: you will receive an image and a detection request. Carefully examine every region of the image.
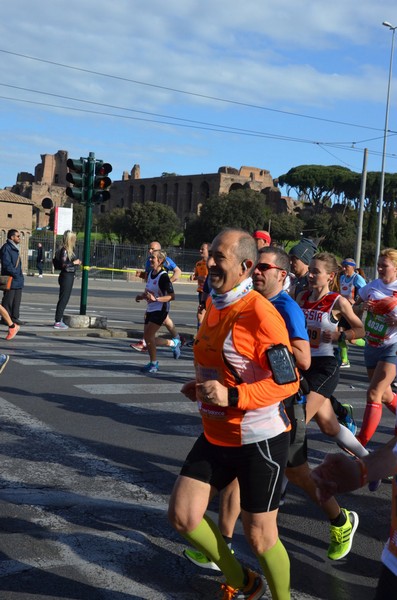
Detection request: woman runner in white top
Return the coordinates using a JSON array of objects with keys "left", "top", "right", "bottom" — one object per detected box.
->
[
  {"left": 135, "top": 250, "right": 177, "bottom": 373},
  {"left": 296, "top": 252, "right": 368, "bottom": 458},
  {"left": 353, "top": 248, "right": 397, "bottom": 446}
]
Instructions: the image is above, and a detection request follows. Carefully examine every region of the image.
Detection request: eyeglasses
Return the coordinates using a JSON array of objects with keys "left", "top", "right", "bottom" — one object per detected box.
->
[{"left": 255, "top": 262, "right": 285, "bottom": 272}]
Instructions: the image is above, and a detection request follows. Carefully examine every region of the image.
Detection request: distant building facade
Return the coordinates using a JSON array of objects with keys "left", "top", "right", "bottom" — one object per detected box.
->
[
  {"left": 94, "top": 164, "right": 294, "bottom": 221},
  {"left": 0, "top": 190, "right": 36, "bottom": 266},
  {"left": 8, "top": 150, "right": 69, "bottom": 229},
  {"left": 5, "top": 151, "right": 296, "bottom": 228}
]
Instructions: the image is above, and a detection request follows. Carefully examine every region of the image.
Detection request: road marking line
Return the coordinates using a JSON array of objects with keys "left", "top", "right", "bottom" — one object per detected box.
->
[{"left": 76, "top": 383, "right": 185, "bottom": 395}]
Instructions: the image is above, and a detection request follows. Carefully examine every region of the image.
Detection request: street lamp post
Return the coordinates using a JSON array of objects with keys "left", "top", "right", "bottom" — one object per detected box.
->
[{"left": 375, "top": 21, "right": 397, "bottom": 270}]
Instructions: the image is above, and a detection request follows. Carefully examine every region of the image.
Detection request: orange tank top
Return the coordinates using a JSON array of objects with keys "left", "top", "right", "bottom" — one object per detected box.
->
[{"left": 194, "top": 291, "right": 298, "bottom": 447}]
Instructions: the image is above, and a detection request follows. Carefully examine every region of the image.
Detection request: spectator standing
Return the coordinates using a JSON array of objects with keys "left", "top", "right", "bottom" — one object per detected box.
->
[
  {"left": 36, "top": 243, "right": 44, "bottom": 277},
  {"left": 0, "top": 229, "right": 25, "bottom": 325},
  {"left": 53, "top": 231, "right": 81, "bottom": 330}
]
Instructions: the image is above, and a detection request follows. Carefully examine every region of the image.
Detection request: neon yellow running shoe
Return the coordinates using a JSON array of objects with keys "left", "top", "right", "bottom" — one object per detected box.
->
[
  {"left": 328, "top": 508, "right": 359, "bottom": 560},
  {"left": 183, "top": 548, "right": 221, "bottom": 571}
]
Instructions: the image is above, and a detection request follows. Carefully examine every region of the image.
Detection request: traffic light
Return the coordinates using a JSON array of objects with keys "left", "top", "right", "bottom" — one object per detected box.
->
[
  {"left": 66, "top": 158, "right": 87, "bottom": 203},
  {"left": 93, "top": 161, "right": 112, "bottom": 203}
]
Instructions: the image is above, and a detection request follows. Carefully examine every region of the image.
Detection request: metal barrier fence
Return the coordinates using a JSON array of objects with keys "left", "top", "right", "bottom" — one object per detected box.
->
[
  {"left": 28, "top": 235, "right": 200, "bottom": 280},
  {"left": 27, "top": 233, "right": 376, "bottom": 282}
]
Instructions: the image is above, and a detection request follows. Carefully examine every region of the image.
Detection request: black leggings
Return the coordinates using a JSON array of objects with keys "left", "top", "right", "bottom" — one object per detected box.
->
[{"left": 55, "top": 272, "right": 75, "bottom": 322}]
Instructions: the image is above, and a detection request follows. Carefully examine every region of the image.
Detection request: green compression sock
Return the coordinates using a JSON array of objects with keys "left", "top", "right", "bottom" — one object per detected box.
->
[
  {"left": 338, "top": 340, "right": 349, "bottom": 363},
  {"left": 257, "top": 538, "right": 290, "bottom": 600},
  {"left": 182, "top": 515, "right": 244, "bottom": 588}
]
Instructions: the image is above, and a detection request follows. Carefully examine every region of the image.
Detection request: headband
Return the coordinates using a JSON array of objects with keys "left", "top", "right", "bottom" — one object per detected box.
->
[
  {"left": 253, "top": 231, "right": 271, "bottom": 244},
  {"left": 342, "top": 260, "right": 356, "bottom": 267}
]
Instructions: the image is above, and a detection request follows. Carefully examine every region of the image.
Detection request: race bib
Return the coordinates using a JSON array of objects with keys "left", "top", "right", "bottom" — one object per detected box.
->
[
  {"left": 307, "top": 326, "right": 321, "bottom": 348},
  {"left": 365, "top": 313, "right": 388, "bottom": 346},
  {"left": 195, "top": 365, "right": 227, "bottom": 420}
]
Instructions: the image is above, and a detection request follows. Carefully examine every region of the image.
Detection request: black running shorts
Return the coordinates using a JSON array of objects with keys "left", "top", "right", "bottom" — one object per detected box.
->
[
  {"left": 301, "top": 355, "right": 339, "bottom": 399},
  {"left": 144, "top": 308, "right": 168, "bottom": 326},
  {"left": 180, "top": 431, "right": 290, "bottom": 513}
]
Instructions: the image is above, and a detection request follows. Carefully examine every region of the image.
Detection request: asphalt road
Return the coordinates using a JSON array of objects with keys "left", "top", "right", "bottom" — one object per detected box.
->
[{"left": 0, "top": 276, "right": 394, "bottom": 599}]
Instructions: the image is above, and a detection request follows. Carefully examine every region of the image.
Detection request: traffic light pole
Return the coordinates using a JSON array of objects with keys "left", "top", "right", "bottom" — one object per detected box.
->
[
  {"left": 80, "top": 152, "right": 95, "bottom": 315},
  {"left": 66, "top": 151, "right": 111, "bottom": 316}
]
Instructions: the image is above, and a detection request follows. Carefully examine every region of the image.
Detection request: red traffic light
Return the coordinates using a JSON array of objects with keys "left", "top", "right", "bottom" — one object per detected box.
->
[
  {"left": 95, "top": 162, "right": 112, "bottom": 177},
  {"left": 93, "top": 161, "right": 112, "bottom": 203}
]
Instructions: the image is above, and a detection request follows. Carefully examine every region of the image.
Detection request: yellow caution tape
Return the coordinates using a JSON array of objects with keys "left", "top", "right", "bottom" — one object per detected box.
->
[{"left": 80, "top": 266, "right": 191, "bottom": 279}]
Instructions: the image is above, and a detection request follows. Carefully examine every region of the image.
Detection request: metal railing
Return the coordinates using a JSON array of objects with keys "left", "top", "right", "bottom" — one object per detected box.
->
[{"left": 28, "top": 234, "right": 200, "bottom": 280}]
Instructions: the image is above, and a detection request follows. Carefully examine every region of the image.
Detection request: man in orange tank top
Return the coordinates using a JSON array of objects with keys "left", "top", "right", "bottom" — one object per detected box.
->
[{"left": 168, "top": 228, "right": 299, "bottom": 600}]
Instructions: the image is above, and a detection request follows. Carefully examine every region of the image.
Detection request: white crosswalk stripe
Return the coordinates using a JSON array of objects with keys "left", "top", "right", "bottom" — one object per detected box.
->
[
  {"left": 76, "top": 383, "right": 184, "bottom": 395},
  {"left": 12, "top": 342, "right": 195, "bottom": 397}
]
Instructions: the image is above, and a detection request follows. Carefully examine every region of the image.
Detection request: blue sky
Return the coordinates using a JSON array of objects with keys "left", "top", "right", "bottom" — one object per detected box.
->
[{"left": 1, "top": 0, "right": 397, "bottom": 195}]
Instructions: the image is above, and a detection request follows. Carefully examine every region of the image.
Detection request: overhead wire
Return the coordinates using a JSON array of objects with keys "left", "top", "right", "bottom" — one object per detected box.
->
[
  {"left": 0, "top": 48, "right": 390, "bottom": 134},
  {"left": 1, "top": 48, "right": 396, "bottom": 166},
  {"left": 0, "top": 91, "right": 394, "bottom": 158}
]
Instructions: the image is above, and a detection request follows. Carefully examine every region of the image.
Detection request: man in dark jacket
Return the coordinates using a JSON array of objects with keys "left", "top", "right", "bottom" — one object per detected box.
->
[
  {"left": 36, "top": 243, "right": 44, "bottom": 277},
  {"left": 0, "top": 229, "right": 24, "bottom": 324},
  {"left": 288, "top": 237, "right": 317, "bottom": 299}
]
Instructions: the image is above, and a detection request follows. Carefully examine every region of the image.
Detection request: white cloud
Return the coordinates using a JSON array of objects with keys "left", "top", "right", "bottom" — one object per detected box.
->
[{"left": 1, "top": 0, "right": 397, "bottom": 186}]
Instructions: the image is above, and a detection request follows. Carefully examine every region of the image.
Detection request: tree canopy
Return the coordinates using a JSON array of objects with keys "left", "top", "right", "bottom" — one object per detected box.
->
[
  {"left": 278, "top": 164, "right": 397, "bottom": 215},
  {"left": 278, "top": 165, "right": 358, "bottom": 210},
  {"left": 96, "top": 202, "right": 181, "bottom": 246},
  {"left": 268, "top": 213, "right": 305, "bottom": 245},
  {"left": 185, "top": 189, "right": 271, "bottom": 247}
]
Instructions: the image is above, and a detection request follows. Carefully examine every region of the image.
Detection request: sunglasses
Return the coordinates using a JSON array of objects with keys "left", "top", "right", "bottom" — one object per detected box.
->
[{"left": 255, "top": 262, "right": 285, "bottom": 272}]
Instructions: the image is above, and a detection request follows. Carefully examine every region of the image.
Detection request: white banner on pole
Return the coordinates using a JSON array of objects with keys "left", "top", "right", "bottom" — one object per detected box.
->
[{"left": 54, "top": 207, "right": 73, "bottom": 235}]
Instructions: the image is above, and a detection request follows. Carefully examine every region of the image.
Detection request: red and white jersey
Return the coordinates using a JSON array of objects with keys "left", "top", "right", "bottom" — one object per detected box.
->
[{"left": 299, "top": 292, "right": 340, "bottom": 357}]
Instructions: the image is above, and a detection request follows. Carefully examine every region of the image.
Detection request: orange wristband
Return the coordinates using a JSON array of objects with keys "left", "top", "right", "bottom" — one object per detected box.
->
[{"left": 357, "top": 459, "right": 368, "bottom": 487}]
